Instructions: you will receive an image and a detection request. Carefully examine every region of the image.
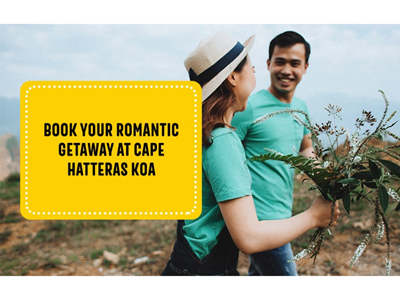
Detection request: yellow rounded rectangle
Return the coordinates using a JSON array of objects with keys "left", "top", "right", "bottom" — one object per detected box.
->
[{"left": 20, "top": 81, "right": 201, "bottom": 220}]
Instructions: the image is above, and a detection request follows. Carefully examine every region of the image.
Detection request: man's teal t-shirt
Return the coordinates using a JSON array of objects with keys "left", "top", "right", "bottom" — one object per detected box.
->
[
  {"left": 231, "top": 90, "right": 310, "bottom": 220},
  {"left": 183, "top": 127, "right": 252, "bottom": 260}
]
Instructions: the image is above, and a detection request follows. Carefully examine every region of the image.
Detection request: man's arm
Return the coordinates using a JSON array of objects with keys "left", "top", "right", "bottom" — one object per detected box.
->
[{"left": 299, "top": 133, "right": 315, "bottom": 158}]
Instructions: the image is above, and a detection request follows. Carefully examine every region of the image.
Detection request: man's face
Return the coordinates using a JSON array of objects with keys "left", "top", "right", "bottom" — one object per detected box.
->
[{"left": 267, "top": 43, "right": 309, "bottom": 99}]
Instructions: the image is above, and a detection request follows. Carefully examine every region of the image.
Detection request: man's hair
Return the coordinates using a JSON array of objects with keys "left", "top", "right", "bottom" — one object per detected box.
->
[{"left": 269, "top": 31, "right": 311, "bottom": 63}]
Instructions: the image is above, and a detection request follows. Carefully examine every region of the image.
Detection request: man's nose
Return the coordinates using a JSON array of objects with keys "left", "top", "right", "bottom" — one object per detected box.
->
[{"left": 281, "top": 64, "right": 291, "bottom": 75}]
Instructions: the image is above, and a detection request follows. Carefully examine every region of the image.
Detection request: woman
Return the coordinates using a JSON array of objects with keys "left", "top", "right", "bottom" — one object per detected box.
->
[{"left": 161, "top": 31, "right": 339, "bottom": 276}]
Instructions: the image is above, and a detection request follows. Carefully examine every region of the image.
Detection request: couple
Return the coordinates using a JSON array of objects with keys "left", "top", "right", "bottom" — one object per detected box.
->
[{"left": 162, "top": 30, "right": 340, "bottom": 276}]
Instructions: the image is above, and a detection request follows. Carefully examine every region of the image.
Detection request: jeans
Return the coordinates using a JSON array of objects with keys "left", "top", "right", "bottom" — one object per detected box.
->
[
  {"left": 248, "top": 243, "right": 298, "bottom": 276},
  {"left": 161, "top": 220, "right": 240, "bottom": 276}
]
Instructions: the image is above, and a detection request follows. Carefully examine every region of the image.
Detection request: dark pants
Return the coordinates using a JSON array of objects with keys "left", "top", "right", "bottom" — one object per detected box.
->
[
  {"left": 248, "top": 243, "right": 298, "bottom": 276},
  {"left": 161, "top": 220, "right": 240, "bottom": 276}
]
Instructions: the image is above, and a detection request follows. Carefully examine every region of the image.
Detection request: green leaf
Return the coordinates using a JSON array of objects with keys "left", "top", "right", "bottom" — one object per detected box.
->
[
  {"left": 326, "top": 193, "right": 334, "bottom": 202},
  {"left": 352, "top": 171, "right": 375, "bottom": 181},
  {"left": 337, "top": 178, "right": 359, "bottom": 185},
  {"left": 378, "top": 159, "right": 400, "bottom": 179},
  {"left": 342, "top": 192, "right": 351, "bottom": 214},
  {"left": 364, "top": 181, "right": 377, "bottom": 189},
  {"left": 369, "top": 160, "right": 381, "bottom": 179},
  {"left": 249, "top": 152, "right": 317, "bottom": 176},
  {"left": 332, "top": 149, "right": 340, "bottom": 163},
  {"left": 354, "top": 165, "right": 368, "bottom": 171},
  {"left": 355, "top": 192, "right": 364, "bottom": 202},
  {"left": 378, "top": 184, "right": 389, "bottom": 213}
]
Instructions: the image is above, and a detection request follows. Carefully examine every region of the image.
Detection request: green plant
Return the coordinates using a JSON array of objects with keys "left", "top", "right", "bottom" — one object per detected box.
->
[
  {"left": 251, "top": 91, "right": 399, "bottom": 275},
  {"left": 90, "top": 249, "right": 103, "bottom": 260},
  {"left": 12, "top": 243, "right": 29, "bottom": 254},
  {"left": 68, "top": 254, "right": 78, "bottom": 262},
  {"left": 0, "top": 230, "right": 12, "bottom": 244},
  {"left": 43, "top": 258, "right": 63, "bottom": 269},
  {"left": 3, "top": 212, "right": 21, "bottom": 224},
  {"left": 0, "top": 173, "right": 20, "bottom": 201},
  {"left": 1, "top": 258, "right": 20, "bottom": 271},
  {"left": 103, "top": 258, "right": 112, "bottom": 268},
  {"left": 49, "top": 221, "right": 67, "bottom": 231},
  {"left": 20, "top": 263, "right": 38, "bottom": 276},
  {"left": 118, "top": 257, "right": 127, "bottom": 268}
]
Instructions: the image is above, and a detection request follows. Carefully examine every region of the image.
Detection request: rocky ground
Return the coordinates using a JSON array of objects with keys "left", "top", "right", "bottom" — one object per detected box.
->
[{"left": 1, "top": 174, "right": 399, "bottom": 276}]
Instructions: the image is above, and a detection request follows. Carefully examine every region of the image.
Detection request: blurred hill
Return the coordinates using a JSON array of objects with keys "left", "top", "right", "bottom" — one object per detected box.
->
[
  {"left": 0, "top": 97, "right": 19, "bottom": 138},
  {"left": 0, "top": 134, "right": 20, "bottom": 181}
]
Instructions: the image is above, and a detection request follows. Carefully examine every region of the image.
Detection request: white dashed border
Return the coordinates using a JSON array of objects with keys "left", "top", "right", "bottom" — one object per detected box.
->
[{"left": 23, "top": 82, "right": 199, "bottom": 218}]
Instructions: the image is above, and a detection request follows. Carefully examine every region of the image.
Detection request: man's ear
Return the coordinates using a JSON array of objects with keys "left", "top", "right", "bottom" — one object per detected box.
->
[
  {"left": 227, "top": 72, "right": 237, "bottom": 87},
  {"left": 266, "top": 59, "right": 271, "bottom": 70},
  {"left": 304, "top": 62, "right": 309, "bottom": 74}
]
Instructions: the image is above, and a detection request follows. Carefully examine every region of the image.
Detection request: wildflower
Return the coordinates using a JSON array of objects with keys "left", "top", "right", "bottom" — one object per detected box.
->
[
  {"left": 387, "top": 188, "right": 400, "bottom": 202},
  {"left": 385, "top": 258, "right": 392, "bottom": 276},
  {"left": 344, "top": 127, "right": 351, "bottom": 140},
  {"left": 253, "top": 108, "right": 291, "bottom": 124},
  {"left": 290, "top": 112, "right": 305, "bottom": 126},
  {"left": 350, "top": 233, "right": 371, "bottom": 267},
  {"left": 264, "top": 148, "right": 285, "bottom": 156},
  {"left": 289, "top": 242, "right": 316, "bottom": 262},
  {"left": 353, "top": 156, "right": 362, "bottom": 164},
  {"left": 375, "top": 221, "right": 385, "bottom": 243},
  {"left": 349, "top": 132, "right": 361, "bottom": 157},
  {"left": 323, "top": 161, "right": 330, "bottom": 168}
]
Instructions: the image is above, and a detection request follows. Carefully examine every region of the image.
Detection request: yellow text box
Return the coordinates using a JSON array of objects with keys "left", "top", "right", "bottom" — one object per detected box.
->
[{"left": 20, "top": 81, "right": 201, "bottom": 220}]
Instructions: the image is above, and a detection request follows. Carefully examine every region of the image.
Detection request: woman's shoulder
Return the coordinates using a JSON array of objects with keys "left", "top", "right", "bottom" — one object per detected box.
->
[
  {"left": 203, "top": 127, "right": 247, "bottom": 170},
  {"left": 210, "top": 127, "right": 240, "bottom": 143},
  {"left": 203, "top": 127, "right": 243, "bottom": 156}
]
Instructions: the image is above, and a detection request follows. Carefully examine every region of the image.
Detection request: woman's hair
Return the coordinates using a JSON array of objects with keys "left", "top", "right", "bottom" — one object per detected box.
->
[{"left": 202, "top": 56, "right": 247, "bottom": 147}]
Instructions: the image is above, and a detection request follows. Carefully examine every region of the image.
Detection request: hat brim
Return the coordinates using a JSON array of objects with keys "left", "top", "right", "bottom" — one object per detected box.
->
[{"left": 201, "top": 34, "right": 255, "bottom": 102}]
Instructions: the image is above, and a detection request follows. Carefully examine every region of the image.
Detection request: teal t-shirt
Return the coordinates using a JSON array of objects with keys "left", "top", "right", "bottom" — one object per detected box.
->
[
  {"left": 231, "top": 90, "right": 310, "bottom": 220},
  {"left": 183, "top": 127, "right": 252, "bottom": 259}
]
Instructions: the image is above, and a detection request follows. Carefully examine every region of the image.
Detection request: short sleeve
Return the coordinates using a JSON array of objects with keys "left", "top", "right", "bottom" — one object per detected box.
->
[
  {"left": 203, "top": 131, "right": 252, "bottom": 202},
  {"left": 231, "top": 102, "right": 255, "bottom": 141}
]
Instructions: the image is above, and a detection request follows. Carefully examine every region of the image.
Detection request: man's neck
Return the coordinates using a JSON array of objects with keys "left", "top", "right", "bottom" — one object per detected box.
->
[{"left": 267, "top": 86, "right": 294, "bottom": 104}]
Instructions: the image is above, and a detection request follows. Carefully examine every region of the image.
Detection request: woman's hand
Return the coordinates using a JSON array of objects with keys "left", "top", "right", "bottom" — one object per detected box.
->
[{"left": 307, "top": 195, "right": 340, "bottom": 228}]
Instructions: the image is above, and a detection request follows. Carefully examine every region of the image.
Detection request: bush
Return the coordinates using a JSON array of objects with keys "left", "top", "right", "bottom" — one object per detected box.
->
[{"left": 0, "top": 230, "right": 12, "bottom": 244}]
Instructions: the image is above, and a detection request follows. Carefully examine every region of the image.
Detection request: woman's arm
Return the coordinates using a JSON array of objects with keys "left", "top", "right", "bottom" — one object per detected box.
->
[{"left": 219, "top": 195, "right": 339, "bottom": 255}]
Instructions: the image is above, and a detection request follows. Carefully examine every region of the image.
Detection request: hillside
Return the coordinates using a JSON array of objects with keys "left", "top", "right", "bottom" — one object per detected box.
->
[
  {"left": 0, "top": 134, "right": 20, "bottom": 181},
  {"left": 0, "top": 135, "right": 399, "bottom": 275},
  {"left": 0, "top": 171, "right": 399, "bottom": 276}
]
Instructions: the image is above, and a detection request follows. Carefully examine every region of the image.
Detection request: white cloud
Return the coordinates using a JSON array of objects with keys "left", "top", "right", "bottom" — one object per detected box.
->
[{"left": 1, "top": 24, "right": 399, "bottom": 110}]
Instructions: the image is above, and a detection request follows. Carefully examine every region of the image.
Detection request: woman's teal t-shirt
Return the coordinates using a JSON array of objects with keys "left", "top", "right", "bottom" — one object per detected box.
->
[{"left": 182, "top": 127, "right": 252, "bottom": 260}]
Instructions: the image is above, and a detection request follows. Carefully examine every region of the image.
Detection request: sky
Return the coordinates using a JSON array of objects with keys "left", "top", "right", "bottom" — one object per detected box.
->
[{"left": 1, "top": 24, "right": 400, "bottom": 142}]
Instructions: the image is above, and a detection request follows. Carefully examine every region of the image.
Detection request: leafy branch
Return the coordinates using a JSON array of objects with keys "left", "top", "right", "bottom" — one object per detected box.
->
[{"left": 250, "top": 91, "right": 400, "bottom": 274}]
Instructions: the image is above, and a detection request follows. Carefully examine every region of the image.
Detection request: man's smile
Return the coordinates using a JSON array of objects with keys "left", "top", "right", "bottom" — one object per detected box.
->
[{"left": 278, "top": 77, "right": 294, "bottom": 85}]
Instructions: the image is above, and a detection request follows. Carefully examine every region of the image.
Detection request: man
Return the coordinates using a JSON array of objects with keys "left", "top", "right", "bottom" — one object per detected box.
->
[{"left": 231, "top": 31, "right": 314, "bottom": 275}]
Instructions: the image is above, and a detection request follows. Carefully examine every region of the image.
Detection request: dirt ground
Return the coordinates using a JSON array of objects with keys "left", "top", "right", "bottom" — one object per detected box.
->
[
  {"left": 1, "top": 201, "right": 399, "bottom": 277},
  {"left": 2, "top": 138, "right": 400, "bottom": 276}
]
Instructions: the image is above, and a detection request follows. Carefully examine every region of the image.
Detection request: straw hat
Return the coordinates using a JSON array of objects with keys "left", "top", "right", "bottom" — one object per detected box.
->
[{"left": 184, "top": 31, "right": 255, "bottom": 101}]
